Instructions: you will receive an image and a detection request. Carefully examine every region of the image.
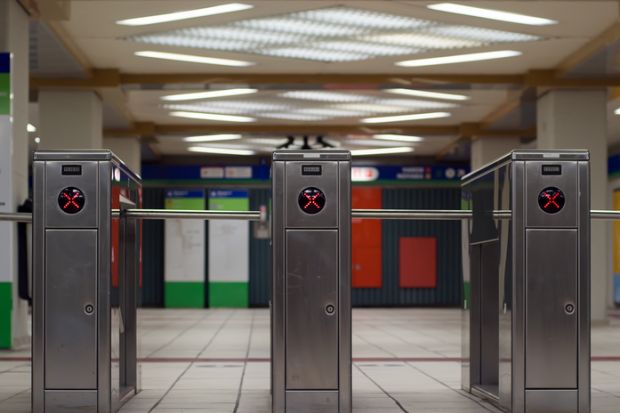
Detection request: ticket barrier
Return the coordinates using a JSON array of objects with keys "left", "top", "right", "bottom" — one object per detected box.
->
[
  {"left": 271, "top": 150, "right": 352, "bottom": 413},
  {"left": 461, "top": 150, "right": 590, "bottom": 413},
  {"left": 32, "top": 151, "right": 141, "bottom": 412}
]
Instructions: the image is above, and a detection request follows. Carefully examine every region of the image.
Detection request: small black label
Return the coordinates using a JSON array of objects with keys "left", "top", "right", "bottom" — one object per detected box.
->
[
  {"left": 62, "top": 165, "right": 82, "bottom": 176},
  {"left": 302, "top": 165, "right": 322, "bottom": 176},
  {"left": 542, "top": 165, "right": 562, "bottom": 175}
]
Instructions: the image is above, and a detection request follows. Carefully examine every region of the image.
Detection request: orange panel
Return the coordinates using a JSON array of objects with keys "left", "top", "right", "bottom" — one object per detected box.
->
[
  {"left": 352, "top": 187, "right": 382, "bottom": 288},
  {"left": 399, "top": 237, "right": 437, "bottom": 288}
]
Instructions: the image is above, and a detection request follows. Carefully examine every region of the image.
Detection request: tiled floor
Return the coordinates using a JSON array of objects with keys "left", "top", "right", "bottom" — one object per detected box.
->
[{"left": 1, "top": 308, "right": 620, "bottom": 412}]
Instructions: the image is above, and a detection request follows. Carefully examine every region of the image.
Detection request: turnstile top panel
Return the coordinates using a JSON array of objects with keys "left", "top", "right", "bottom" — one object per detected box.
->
[
  {"left": 272, "top": 150, "right": 351, "bottom": 161},
  {"left": 34, "top": 150, "right": 142, "bottom": 182},
  {"left": 461, "top": 149, "right": 589, "bottom": 185}
]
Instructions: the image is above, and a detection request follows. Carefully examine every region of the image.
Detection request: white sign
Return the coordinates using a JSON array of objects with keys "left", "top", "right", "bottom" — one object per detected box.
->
[
  {"left": 200, "top": 166, "right": 224, "bottom": 179},
  {"left": 352, "top": 167, "right": 379, "bottom": 182},
  {"left": 165, "top": 220, "right": 205, "bottom": 282},
  {"left": 225, "top": 166, "right": 252, "bottom": 179}
]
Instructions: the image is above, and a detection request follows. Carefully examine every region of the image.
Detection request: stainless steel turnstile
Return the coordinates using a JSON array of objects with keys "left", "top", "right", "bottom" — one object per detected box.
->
[
  {"left": 33, "top": 150, "right": 141, "bottom": 413},
  {"left": 462, "top": 150, "right": 590, "bottom": 413},
  {"left": 271, "top": 150, "right": 352, "bottom": 413}
]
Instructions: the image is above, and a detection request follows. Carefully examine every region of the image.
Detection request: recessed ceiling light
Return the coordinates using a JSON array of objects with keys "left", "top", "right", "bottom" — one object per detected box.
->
[
  {"left": 351, "top": 147, "right": 415, "bottom": 156},
  {"left": 135, "top": 51, "right": 254, "bottom": 67},
  {"left": 34, "top": 137, "right": 41, "bottom": 144},
  {"left": 117, "top": 3, "right": 253, "bottom": 26},
  {"left": 183, "top": 134, "right": 242, "bottom": 142},
  {"left": 427, "top": 3, "right": 557, "bottom": 26},
  {"left": 614, "top": 108, "right": 620, "bottom": 115},
  {"left": 170, "top": 111, "right": 256, "bottom": 122},
  {"left": 188, "top": 146, "right": 255, "bottom": 156},
  {"left": 385, "top": 88, "right": 469, "bottom": 101},
  {"left": 374, "top": 134, "right": 424, "bottom": 143},
  {"left": 27, "top": 123, "right": 36, "bottom": 132},
  {"left": 259, "top": 112, "right": 328, "bottom": 121},
  {"left": 361, "top": 112, "right": 451, "bottom": 124},
  {"left": 162, "top": 88, "right": 258, "bottom": 102},
  {"left": 397, "top": 50, "right": 521, "bottom": 67}
]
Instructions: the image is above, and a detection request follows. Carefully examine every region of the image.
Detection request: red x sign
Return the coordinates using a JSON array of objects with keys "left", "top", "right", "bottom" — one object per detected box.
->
[{"left": 538, "top": 187, "right": 565, "bottom": 214}]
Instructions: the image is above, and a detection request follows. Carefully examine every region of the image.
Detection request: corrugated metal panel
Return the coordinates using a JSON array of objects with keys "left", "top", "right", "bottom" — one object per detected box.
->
[
  {"left": 141, "top": 188, "right": 165, "bottom": 307},
  {"left": 249, "top": 188, "right": 271, "bottom": 307},
  {"left": 352, "top": 187, "right": 462, "bottom": 307}
]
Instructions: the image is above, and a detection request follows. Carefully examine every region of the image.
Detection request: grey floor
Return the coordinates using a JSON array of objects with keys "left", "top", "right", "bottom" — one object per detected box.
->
[{"left": 1, "top": 308, "right": 620, "bottom": 412}]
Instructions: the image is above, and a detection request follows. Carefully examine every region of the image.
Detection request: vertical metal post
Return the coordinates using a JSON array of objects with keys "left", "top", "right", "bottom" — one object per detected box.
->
[{"left": 271, "top": 150, "right": 352, "bottom": 413}]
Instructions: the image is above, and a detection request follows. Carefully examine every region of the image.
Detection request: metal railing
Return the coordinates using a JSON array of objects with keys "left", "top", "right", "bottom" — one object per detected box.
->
[{"left": 3, "top": 209, "right": 620, "bottom": 223}]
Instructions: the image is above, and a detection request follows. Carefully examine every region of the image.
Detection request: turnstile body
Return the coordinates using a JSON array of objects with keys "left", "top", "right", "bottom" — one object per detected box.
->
[
  {"left": 33, "top": 151, "right": 141, "bottom": 413},
  {"left": 271, "top": 150, "right": 352, "bottom": 413},
  {"left": 461, "top": 150, "right": 590, "bottom": 413}
]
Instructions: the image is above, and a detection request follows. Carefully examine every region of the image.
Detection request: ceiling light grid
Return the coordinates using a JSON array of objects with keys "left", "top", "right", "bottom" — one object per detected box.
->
[{"left": 126, "top": 6, "right": 544, "bottom": 63}]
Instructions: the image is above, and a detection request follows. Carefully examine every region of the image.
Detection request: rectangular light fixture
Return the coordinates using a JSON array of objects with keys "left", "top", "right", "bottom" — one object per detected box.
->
[
  {"left": 188, "top": 146, "right": 255, "bottom": 156},
  {"left": 614, "top": 108, "right": 620, "bottom": 115},
  {"left": 374, "top": 134, "right": 424, "bottom": 143},
  {"left": 351, "top": 147, "right": 414, "bottom": 156},
  {"left": 170, "top": 111, "right": 255, "bottom": 122},
  {"left": 162, "top": 88, "right": 257, "bottom": 102},
  {"left": 135, "top": 51, "right": 254, "bottom": 67},
  {"left": 428, "top": 3, "right": 557, "bottom": 26},
  {"left": 385, "top": 88, "right": 469, "bottom": 101},
  {"left": 361, "top": 112, "right": 451, "bottom": 124},
  {"left": 117, "top": 3, "right": 253, "bottom": 26},
  {"left": 183, "top": 134, "right": 242, "bottom": 142},
  {"left": 397, "top": 50, "right": 521, "bottom": 67},
  {"left": 27, "top": 123, "right": 37, "bottom": 132}
]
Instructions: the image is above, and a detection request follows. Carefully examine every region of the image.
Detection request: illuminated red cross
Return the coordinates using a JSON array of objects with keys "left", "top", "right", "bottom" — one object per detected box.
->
[
  {"left": 303, "top": 193, "right": 321, "bottom": 210},
  {"left": 62, "top": 191, "right": 81, "bottom": 210},
  {"left": 542, "top": 191, "right": 561, "bottom": 209}
]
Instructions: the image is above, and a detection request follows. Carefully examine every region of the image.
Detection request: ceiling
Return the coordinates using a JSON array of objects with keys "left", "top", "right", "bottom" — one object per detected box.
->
[{"left": 26, "top": 1, "right": 620, "bottom": 159}]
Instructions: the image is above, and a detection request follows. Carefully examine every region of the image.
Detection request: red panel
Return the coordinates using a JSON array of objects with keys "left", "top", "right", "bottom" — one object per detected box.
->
[
  {"left": 352, "top": 187, "right": 382, "bottom": 288},
  {"left": 399, "top": 237, "right": 437, "bottom": 288}
]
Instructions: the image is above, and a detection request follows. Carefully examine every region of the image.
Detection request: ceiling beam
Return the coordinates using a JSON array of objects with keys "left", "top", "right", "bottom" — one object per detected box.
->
[
  {"left": 104, "top": 122, "right": 530, "bottom": 139},
  {"left": 31, "top": 71, "right": 620, "bottom": 90}
]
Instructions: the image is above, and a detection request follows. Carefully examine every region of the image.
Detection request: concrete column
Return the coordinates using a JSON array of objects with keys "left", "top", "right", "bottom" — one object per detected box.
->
[
  {"left": 471, "top": 136, "right": 523, "bottom": 170},
  {"left": 537, "top": 89, "right": 609, "bottom": 322},
  {"left": 103, "top": 137, "right": 141, "bottom": 175},
  {"left": 0, "top": 0, "right": 30, "bottom": 348},
  {"left": 38, "top": 90, "right": 103, "bottom": 150}
]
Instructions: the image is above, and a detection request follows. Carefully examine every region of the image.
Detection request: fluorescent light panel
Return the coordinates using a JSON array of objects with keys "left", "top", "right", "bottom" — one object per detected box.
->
[
  {"left": 169, "top": 111, "right": 255, "bottom": 122},
  {"left": 183, "top": 134, "right": 242, "bottom": 142},
  {"left": 385, "top": 88, "right": 469, "bottom": 101},
  {"left": 126, "top": 6, "right": 542, "bottom": 63},
  {"left": 117, "top": 3, "right": 253, "bottom": 26},
  {"left": 188, "top": 146, "right": 255, "bottom": 156},
  {"left": 396, "top": 50, "right": 522, "bottom": 67},
  {"left": 281, "top": 91, "right": 372, "bottom": 103},
  {"left": 351, "top": 147, "right": 414, "bottom": 156},
  {"left": 428, "top": 3, "right": 557, "bottom": 26},
  {"left": 135, "top": 51, "right": 254, "bottom": 67},
  {"left": 374, "top": 134, "right": 424, "bottom": 143},
  {"left": 362, "top": 112, "right": 451, "bottom": 124},
  {"left": 161, "top": 88, "right": 257, "bottom": 101}
]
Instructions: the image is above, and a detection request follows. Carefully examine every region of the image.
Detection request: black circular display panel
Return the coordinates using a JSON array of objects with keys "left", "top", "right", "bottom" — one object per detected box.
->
[
  {"left": 538, "top": 187, "right": 565, "bottom": 214},
  {"left": 298, "top": 187, "right": 326, "bottom": 214},
  {"left": 58, "top": 187, "right": 85, "bottom": 214}
]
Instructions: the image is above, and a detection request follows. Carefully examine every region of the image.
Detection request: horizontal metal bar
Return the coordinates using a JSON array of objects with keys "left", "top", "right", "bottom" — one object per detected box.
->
[
  {"left": 352, "top": 209, "right": 473, "bottom": 220},
  {"left": 121, "top": 209, "right": 262, "bottom": 221},
  {"left": 2, "top": 209, "right": 620, "bottom": 223},
  {"left": 0, "top": 212, "right": 32, "bottom": 222},
  {"left": 590, "top": 210, "right": 620, "bottom": 220}
]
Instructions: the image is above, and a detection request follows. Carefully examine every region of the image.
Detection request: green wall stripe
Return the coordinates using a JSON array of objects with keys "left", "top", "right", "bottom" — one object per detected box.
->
[
  {"left": 0, "top": 73, "right": 10, "bottom": 116},
  {"left": 164, "top": 282, "right": 205, "bottom": 308},
  {"left": 0, "top": 282, "right": 12, "bottom": 349},
  {"left": 209, "top": 282, "right": 248, "bottom": 308},
  {"left": 463, "top": 281, "right": 471, "bottom": 307}
]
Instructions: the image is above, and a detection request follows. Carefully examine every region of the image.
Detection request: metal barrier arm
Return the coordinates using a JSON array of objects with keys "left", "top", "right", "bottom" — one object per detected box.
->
[
  {"left": 0, "top": 212, "right": 32, "bottom": 222},
  {"left": 3, "top": 209, "right": 620, "bottom": 222}
]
